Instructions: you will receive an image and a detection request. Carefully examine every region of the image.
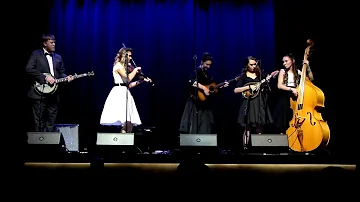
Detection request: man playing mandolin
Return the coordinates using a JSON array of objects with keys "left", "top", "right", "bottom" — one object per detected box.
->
[
  {"left": 179, "top": 52, "right": 229, "bottom": 134},
  {"left": 25, "top": 34, "right": 73, "bottom": 132},
  {"left": 234, "top": 56, "right": 276, "bottom": 149}
]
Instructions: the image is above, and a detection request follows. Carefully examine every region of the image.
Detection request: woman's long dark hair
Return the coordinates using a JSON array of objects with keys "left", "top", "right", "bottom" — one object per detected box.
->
[
  {"left": 241, "top": 56, "right": 261, "bottom": 76},
  {"left": 283, "top": 53, "right": 300, "bottom": 87}
]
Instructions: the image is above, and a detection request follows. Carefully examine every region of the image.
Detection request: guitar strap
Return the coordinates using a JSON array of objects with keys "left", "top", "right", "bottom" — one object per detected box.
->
[
  {"left": 200, "top": 66, "right": 215, "bottom": 84},
  {"left": 200, "top": 66, "right": 208, "bottom": 79}
]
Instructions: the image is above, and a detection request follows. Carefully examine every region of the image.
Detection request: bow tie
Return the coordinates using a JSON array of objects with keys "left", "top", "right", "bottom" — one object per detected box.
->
[{"left": 45, "top": 53, "right": 52, "bottom": 57}]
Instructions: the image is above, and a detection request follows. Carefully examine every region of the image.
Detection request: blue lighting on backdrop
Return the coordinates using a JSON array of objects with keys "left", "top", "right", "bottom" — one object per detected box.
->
[{"left": 47, "top": 0, "right": 275, "bottom": 147}]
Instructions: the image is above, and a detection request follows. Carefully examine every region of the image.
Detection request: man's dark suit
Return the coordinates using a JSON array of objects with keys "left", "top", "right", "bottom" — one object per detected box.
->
[{"left": 26, "top": 49, "right": 67, "bottom": 132}]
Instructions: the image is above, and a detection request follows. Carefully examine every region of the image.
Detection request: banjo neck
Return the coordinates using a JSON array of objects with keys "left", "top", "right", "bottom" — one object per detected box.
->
[{"left": 54, "top": 73, "right": 89, "bottom": 83}]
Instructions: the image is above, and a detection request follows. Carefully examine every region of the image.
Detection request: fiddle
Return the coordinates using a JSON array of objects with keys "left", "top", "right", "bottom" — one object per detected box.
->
[
  {"left": 122, "top": 43, "right": 153, "bottom": 85},
  {"left": 125, "top": 60, "right": 153, "bottom": 86},
  {"left": 126, "top": 63, "right": 145, "bottom": 79}
]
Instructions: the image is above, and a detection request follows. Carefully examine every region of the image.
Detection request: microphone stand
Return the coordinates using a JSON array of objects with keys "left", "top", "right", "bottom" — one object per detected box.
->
[
  {"left": 258, "top": 60, "right": 262, "bottom": 133},
  {"left": 120, "top": 43, "right": 133, "bottom": 133},
  {"left": 257, "top": 59, "right": 271, "bottom": 134},
  {"left": 38, "top": 86, "right": 45, "bottom": 132},
  {"left": 193, "top": 54, "right": 198, "bottom": 134},
  {"left": 124, "top": 52, "right": 129, "bottom": 133},
  {"left": 243, "top": 84, "right": 251, "bottom": 150}
]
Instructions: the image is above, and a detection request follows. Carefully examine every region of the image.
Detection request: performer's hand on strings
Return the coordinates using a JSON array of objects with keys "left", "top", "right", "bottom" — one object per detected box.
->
[
  {"left": 290, "top": 88, "right": 298, "bottom": 96},
  {"left": 45, "top": 75, "right": 56, "bottom": 84},
  {"left": 203, "top": 87, "right": 210, "bottom": 95},
  {"left": 250, "top": 84, "right": 257, "bottom": 91},
  {"left": 67, "top": 75, "right": 74, "bottom": 82}
]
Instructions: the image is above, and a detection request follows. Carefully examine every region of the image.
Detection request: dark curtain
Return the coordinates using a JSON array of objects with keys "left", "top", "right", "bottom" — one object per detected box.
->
[
  {"left": 18, "top": 0, "right": 355, "bottom": 160},
  {"left": 31, "top": 0, "right": 276, "bottom": 150}
]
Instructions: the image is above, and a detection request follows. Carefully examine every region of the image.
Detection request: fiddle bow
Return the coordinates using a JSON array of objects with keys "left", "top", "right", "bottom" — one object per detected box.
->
[{"left": 122, "top": 43, "right": 154, "bottom": 86}]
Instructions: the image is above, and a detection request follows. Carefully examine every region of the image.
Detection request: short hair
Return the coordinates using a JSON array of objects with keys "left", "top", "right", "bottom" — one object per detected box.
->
[
  {"left": 41, "top": 34, "right": 55, "bottom": 43},
  {"left": 201, "top": 52, "right": 213, "bottom": 62},
  {"left": 125, "top": 47, "right": 133, "bottom": 53}
]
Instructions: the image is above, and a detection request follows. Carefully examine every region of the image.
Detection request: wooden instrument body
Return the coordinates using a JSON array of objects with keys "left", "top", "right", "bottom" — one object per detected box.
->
[
  {"left": 197, "top": 82, "right": 218, "bottom": 101},
  {"left": 287, "top": 77, "right": 330, "bottom": 152},
  {"left": 286, "top": 39, "right": 330, "bottom": 152},
  {"left": 194, "top": 75, "right": 240, "bottom": 102},
  {"left": 242, "top": 81, "right": 261, "bottom": 99},
  {"left": 241, "top": 70, "right": 279, "bottom": 99}
]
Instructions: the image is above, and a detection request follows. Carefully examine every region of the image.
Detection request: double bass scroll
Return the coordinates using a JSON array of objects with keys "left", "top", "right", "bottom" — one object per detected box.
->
[{"left": 286, "top": 39, "right": 330, "bottom": 153}]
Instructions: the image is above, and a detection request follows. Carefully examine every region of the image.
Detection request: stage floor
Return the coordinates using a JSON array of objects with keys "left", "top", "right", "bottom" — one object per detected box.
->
[
  {"left": 24, "top": 149, "right": 357, "bottom": 165},
  {"left": 21, "top": 150, "right": 356, "bottom": 198}
]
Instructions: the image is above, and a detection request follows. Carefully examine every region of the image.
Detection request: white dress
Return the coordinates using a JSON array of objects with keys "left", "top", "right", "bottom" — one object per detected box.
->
[{"left": 100, "top": 63, "right": 142, "bottom": 126}]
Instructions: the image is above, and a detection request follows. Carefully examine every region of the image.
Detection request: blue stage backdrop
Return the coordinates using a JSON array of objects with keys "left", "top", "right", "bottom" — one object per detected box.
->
[{"left": 45, "top": 0, "right": 276, "bottom": 149}]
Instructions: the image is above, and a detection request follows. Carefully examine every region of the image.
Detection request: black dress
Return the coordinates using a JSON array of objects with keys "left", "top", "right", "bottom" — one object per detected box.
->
[
  {"left": 179, "top": 67, "right": 216, "bottom": 134},
  {"left": 236, "top": 74, "right": 273, "bottom": 128},
  {"left": 273, "top": 89, "right": 295, "bottom": 134}
]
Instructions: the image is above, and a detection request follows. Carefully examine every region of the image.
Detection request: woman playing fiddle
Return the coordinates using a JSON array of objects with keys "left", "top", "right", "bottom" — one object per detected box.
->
[{"left": 100, "top": 47, "right": 151, "bottom": 133}]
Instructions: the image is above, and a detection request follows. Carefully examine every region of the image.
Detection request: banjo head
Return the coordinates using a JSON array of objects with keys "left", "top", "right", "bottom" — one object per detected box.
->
[{"left": 35, "top": 82, "right": 58, "bottom": 94}]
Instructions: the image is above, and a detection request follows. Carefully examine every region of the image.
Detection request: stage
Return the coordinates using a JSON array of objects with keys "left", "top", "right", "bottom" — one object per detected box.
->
[
  {"left": 19, "top": 144, "right": 356, "bottom": 198},
  {"left": 21, "top": 158, "right": 356, "bottom": 198},
  {"left": 21, "top": 127, "right": 357, "bottom": 197}
]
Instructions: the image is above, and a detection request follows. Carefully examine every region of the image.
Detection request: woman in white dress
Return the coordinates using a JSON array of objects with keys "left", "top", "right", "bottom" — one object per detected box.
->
[{"left": 100, "top": 47, "right": 151, "bottom": 133}]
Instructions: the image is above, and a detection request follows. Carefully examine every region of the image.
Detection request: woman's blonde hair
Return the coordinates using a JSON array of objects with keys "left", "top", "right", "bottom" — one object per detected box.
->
[{"left": 113, "top": 47, "right": 128, "bottom": 66}]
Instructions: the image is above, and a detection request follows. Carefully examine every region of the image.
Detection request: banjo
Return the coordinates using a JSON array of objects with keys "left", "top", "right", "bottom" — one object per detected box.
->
[{"left": 34, "top": 71, "right": 95, "bottom": 94}]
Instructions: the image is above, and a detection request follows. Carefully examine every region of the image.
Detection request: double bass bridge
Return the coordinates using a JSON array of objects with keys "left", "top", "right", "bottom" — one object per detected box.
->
[
  {"left": 297, "top": 104, "right": 303, "bottom": 111},
  {"left": 292, "top": 115, "right": 306, "bottom": 129}
]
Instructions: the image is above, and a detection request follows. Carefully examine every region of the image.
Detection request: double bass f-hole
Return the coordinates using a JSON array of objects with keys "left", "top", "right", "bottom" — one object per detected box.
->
[
  {"left": 293, "top": 113, "right": 316, "bottom": 127},
  {"left": 307, "top": 112, "right": 316, "bottom": 126}
]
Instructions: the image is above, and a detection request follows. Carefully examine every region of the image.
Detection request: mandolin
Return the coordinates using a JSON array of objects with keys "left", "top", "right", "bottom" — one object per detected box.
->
[{"left": 242, "top": 70, "right": 279, "bottom": 99}]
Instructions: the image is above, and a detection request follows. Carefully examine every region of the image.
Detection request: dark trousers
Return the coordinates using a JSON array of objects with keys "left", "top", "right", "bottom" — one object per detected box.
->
[{"left": 31, "top": 97, "right": 58, "bottom": 132}]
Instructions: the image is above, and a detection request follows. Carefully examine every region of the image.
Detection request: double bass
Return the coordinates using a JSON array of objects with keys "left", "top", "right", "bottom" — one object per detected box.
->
[{"left": 286, "top": 39, "right": 330, "bottom": 152}]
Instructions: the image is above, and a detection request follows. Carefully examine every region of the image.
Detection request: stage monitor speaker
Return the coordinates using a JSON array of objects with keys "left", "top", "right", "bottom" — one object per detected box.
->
[
  {"left": 180, "top": 134, "right": 217, "bottom": 147},
  {"left": 27, "top": 132, "right": 62, "bottom": 145},
  {"left": 250, "top": 134, "right": 289, "bottom": 154},
  {"left": 95, "top": 133, "right": 138, "bottom": 157},
  {"left": 96, "top": 133, "right": 134, "bottom": 145},
  {"left": 26, "top": 132, "right": 66, "bottom": 157}
]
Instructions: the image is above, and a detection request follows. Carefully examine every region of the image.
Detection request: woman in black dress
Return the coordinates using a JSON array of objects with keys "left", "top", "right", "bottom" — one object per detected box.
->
[
  {"left": 234, "top": 56, "right": 274, "bottom": 148},
  {"left": 179, "top": 52, "right": 229, "bottom": 134}
]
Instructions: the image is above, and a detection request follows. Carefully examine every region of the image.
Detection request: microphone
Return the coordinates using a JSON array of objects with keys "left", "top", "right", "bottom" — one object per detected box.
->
[{"left": 256, "top": 59, "right": 261, "bottom": 66}]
